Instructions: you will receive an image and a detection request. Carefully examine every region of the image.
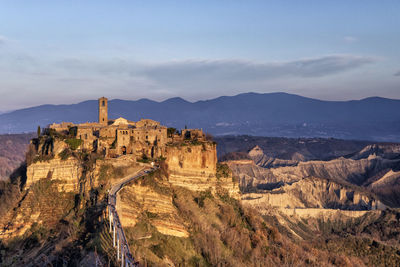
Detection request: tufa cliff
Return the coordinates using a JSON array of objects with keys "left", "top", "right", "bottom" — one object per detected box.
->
[{"left": 165, "top": 142, "right": 239, "bottom": 198}]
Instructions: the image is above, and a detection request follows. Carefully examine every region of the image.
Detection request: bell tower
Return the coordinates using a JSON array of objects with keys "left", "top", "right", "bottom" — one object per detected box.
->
[{"left": 98, "top": 97, "right": 108, "bottom": 126}]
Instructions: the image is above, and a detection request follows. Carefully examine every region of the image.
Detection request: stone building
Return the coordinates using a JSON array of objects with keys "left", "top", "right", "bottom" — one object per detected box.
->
[
  {"left": 182, "top": 129, "right": 205, "bottom": 141},
  {"left": 99, "top": 97, "right": 108, "bottom": 126},
  {"left": 48, "top": 97, "right": 204, "bottom": 160}
]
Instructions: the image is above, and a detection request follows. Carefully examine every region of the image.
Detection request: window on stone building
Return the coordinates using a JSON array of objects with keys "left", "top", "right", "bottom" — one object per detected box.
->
[{"left": 102, "top": 100, "right": 105, "bottom": 106}]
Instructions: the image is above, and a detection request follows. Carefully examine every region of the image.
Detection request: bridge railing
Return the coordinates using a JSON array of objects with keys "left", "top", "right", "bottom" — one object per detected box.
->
[{"left": 107, "top": 167, "right": 157, "bottom": 267}]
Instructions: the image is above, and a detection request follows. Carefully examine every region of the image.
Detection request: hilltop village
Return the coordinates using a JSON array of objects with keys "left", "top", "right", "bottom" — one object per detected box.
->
[
  {"left": 47, "top": 97, "right": 205, "bottom": 159},
  {"left": 1, "top": 97, "right": 239, "bottom": 266},
  {"left": 23, "top": 97, "right": 237, "bottom": 194}
]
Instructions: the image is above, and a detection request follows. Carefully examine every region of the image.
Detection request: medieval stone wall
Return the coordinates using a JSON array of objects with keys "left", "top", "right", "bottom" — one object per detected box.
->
[
  {"left": 116, "top": 129, "right": 135, "bottom": 154},
  {"left": 77, "top": 127, "right": 96, "bottom": 150},
  {"left": 181, "top": 129, "right": 205, "bottom": 141},
  {"left": 132, "top": 126, "right": 167, "bottom": 146},
  {"left": 136, "top": 119, "right": 160, "bottom": 128},
  {"left": 99, "top": 126, "right": 117, "bottom": 138}
]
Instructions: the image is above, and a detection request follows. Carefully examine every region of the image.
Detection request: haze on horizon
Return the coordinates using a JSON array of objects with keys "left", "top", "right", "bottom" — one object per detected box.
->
[{"left": 0, "top": 0, "right": 399, "bottom": 111}]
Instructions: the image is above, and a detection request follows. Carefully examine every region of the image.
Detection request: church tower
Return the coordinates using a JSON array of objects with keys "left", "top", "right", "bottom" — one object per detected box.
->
[{"left": 98, "top": 97, "right": 108, "bottom": 126}]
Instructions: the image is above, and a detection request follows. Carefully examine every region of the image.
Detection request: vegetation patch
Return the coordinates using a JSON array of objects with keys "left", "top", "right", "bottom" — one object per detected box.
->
[
  {"left": 58, "top": 148, "right": 71, "bottom": 160},
  {"left": 65, "top": 138, "right": 82, "bottom": 150},
  {"left": 110, "top": 139, "right": 116, "bottom": 149},
  {"left": 194, "top": 189, "right": 213, "bottom": 208},
  {"left": 167, "top": 127, "right": 177, "bottom": 137},
  {"left": 216, "top": 163, "right": 231, "bottom": 179},
  {"left": 137, "top": 153, "right": 150, "bottom": 163},
  {"left": 139, "top": 170, "right": 171, "bottom": 196},
  {"left": 125, "top": 220, "right": 203, "bottom": 266},
  {"left": 98, "top": 163, "right": 127, "bottom": 185}
]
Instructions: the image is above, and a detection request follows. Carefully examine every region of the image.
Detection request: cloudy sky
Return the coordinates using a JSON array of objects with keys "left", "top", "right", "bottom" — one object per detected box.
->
[{"left": 0, "top": 0, "right": 399, "bottom": 111}]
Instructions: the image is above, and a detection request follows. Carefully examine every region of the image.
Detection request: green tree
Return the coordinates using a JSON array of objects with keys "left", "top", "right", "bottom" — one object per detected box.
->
[
  {"left": 167, "top": 127, "right": 177, "bottom": 137},
  {"left": 37, "top": 126, "right": 41, "bottom": 138}
]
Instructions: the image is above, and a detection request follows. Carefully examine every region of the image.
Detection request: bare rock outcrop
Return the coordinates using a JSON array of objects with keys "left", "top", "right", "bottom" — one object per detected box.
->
[
  {"left": 228, "top": 146, "right": 391, "bottom": 218},
  {"left": 248, "top": 145, "right": 299, "bottom": 168},
  {"left": 165, "top": 142, "right": 239, "bottom": 197},
  {"left": 351, "top": 143, "right": 400, "bottom": 160},
  {"left": 241, "top": 177, "right": 385, "bottom": 212},
  {"left": 370, "top": 169, "right": 400, "bottom": 188},
  {"left": 118, "top": 179, "right": 189, "bottom": 238},
  {"left": 26, "top": 158, "right": 82, "bottom": 192},
  {"left": 227, "top": 153, "right": 400, "bottom": 192}
]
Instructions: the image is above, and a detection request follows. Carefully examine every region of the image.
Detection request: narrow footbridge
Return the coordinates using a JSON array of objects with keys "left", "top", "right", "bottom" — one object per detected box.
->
[{"left": 107, "top": 166, "right": 154, "bottom": 267}]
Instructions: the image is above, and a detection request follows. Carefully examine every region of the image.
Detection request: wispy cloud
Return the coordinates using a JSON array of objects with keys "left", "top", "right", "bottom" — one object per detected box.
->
[
  {"left": 0, "top": 35, "right": 7, "bottom": 45},
  {"left": 54, "top": 55, "right": 376, "bottom": 82},
  {"left": 394, "top": 71, "right": 400, "bottom": 76},
  {"left": 344, "top": 36, "right": 358, "bottom": 43},
  {"left": 141, "top": 55, "right": 375, "bottom": 84}
]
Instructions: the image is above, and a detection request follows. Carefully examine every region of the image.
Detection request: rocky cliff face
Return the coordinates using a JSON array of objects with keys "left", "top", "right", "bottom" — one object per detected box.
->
[
  {"left": 241, "top": 177, "right": 385, "bottom": 212},
  {"left": 368, "top": 169, "right": 400, "bottom": 207},
  {"left": 165, "top": 142, "right": 217, "bottom": 178},
  {"left": 228, "top": 150, "right": 400, "bottom": 192},
  {"left": 26, "top": 158, "right": 82, "bottom": 192},
  {"left": 118, "top": 176, "right": 189, "bottom": 238},
  {"left": 248, "top": 145, "right": 299, "bottom": 168},
  {"left": 117, "top": 142, "right": 241, "bottom": 240},
  {"left": 351, "top": 144, "right": 400, "bottom": 160},
  {"left": 290, "top": 155, "right": 399, "bottom": 186},
  {"left": 165, "top": 142, "right": 239, "bottom": 197},
  {"left": 25, "top": 141, "right": 138, "bottom": 193}
]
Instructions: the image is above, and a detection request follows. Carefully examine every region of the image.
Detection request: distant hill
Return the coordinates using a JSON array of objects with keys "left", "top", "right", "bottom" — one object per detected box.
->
[
  {"left": 1, "top": 92, "right": 400, "bottom": 141},
  {"left": 0, "top": 133, "right": 34, "bottom": 181},
  {"left": 215, "top": 135, "right": 376, "bottom": 161}
]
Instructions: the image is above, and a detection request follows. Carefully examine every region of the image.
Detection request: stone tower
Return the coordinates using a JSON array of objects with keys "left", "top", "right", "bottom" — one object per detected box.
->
[{"left": 98, "top": 97, "right": 108, "bottom": 125}]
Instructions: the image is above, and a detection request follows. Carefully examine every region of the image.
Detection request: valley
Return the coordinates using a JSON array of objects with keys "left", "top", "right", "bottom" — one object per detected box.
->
[{"left": 0, "top": 130, "right": 400, "bottom": 266}]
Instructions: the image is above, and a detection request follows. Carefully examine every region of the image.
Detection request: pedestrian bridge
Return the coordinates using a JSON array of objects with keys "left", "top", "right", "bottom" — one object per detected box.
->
[{"left": 107, "top": 166, "right": 154, "bottom": 267}]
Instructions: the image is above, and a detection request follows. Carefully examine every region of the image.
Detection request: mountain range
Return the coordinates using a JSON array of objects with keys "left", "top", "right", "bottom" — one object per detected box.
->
[{"left": 1, "top": 92, "right": 400, "bottom": 141}]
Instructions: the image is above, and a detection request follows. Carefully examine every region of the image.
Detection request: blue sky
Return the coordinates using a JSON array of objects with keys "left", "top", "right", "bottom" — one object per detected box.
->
[{"left": 0, "top": 0, "right": 399, "bottom": 110}]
